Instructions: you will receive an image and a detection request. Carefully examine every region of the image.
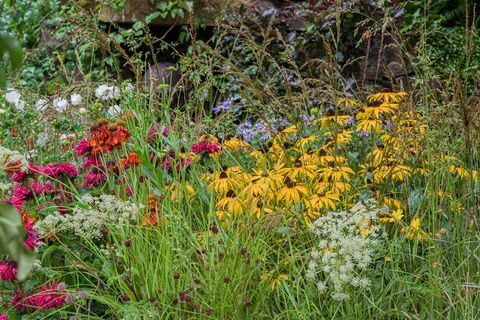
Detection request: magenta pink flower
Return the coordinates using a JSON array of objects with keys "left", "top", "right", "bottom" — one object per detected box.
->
[
  {"left": 23, "top": 223, "right": 39, "bottom": 250},
  {"left": 11, "top": 171, "right": 27, "bottom": 182},
  {"left": 12, "top": 184, "right": 32, "bottom": 201},
  {"left": 0, "top": 313, "right": 8, "bottom": 320},
  {"left": 11, "top": 289, "right": 26, "bottom": 310},
  {"left": 74, "top": 138, "right": 91, "bottom": 157},
  {"left": 191, "top": 141, "right": 221, "bottom": 154},
  {"left": 11, "top": 282, "right": 67, "bottom": 312},
  {"left": 57, "top": 163, "right": 78, "bottom": 178},
  {"left": 29, "top": 180, "right": 54, "bottom": 195},
  {"left": 82, "top": 170, "right": 106, "bottom": 188},
  {"left": 30, "top": 282, "right": 67, "bottom": 310},
  {"left": 0, "top": 261, "right": 17, "bottom": 281},
  {"left": 5, "top": 195, "right": 24, "bottom": 210}
]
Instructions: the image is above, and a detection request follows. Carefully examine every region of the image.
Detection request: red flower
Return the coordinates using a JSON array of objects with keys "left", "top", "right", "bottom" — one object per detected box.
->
[
  {"left": 74, "top": 138, "right": 91, "bottom": 157},
  {"left": 82, "top": 169, "right": 106, "bottom": 188},
  {"left": 0, "top": 261, "right": 17, "bottom": 281},
  {"left": 11, "top": 171, "right": 27, "bottom": 182},
  {"left": 120, "top": 152, "right": 141, "bottom": 169},
  {"left": 30, "top": 282, "right": 67, "bottom": 310},
  {"left": 12, "top": 184, "right": 32, "bottom": 201},
  {"left": 57, "top": 163, "right": 78, "bottom": 178},
  {"left": 191, "top": 141, "right": 221, "bottom": 154}
]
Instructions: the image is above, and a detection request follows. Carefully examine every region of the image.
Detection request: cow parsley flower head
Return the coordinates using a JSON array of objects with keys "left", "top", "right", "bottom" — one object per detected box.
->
[
  {"left": 35, "top": 195, "right": 141, "bottom": 241},
  {"left": 307, "top": 199, "right": 386, "bottom": 301},
  {"left": 0, "top": 146, "right": 28, "bottom": 174}
]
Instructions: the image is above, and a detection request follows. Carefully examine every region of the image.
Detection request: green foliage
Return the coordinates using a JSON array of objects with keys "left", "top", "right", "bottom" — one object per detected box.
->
[
  {"left": 0, "top": 205, "right": 34, "bottom": 281},
  {"left": 0, "top": 34, "right": 23, "bottom": 88},
  {"left": 149, "top": 0, "right": 194, "bottom": 20}
]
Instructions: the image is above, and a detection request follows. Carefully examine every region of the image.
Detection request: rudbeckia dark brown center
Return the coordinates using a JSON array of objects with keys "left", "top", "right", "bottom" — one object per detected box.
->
[{"left": 219, "top": 172, "right": 228, "bottom": 179}]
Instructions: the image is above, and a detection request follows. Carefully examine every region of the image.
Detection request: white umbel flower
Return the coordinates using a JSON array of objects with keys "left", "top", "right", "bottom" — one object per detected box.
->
[
  {"left": 306, "top": 199, "right": 386, "bottom": 301},
  {"left": 0, "top": 146, "right": 28, "bottom": 173},
  {"left": 35, "top": 194, "right": 141, "bottom": 241}
]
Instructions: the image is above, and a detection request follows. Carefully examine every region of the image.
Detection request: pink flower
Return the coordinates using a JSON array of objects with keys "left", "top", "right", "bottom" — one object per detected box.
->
[
  {"left": 24, "top": 223, "right": 39, "bottom": 250},
  {"left": 57, "top": 163, "right": 78, "bottom": 178},
  {"left": 161, "top": 156, "right": 172, "bottom": 171},
  {"left": 176, "top": 158, "right": 193, "bottom": 171},
  {"left": 11, "top": 290, "right": 26, "bottom": 310},
  {"left": 11, "top": 171, "right": 27, "bottom": 182},
  {"left": 0, "top": 261, "right": 17, "bottom": 281},
  {"left": 36, "top": 164, "right": 60, "bottom": 178},
  {"left": 12, "top": 184, "right": 32, "bottom": 201},
  {"left": 5, "top": 195, "right": 24, "bottom": 210},
  {"left": 30, "top": 282, "right": 67, "bottom": 310},
  {"left": 0, "top": 313, "right": 8, "bottom": 320},
  {"left": 126, "top": 186, "right": 133, "bottom": 197},
  {"left": 82, "top": 169, "right": 106, "bottom": 188},
  {"left": 29, "top": 180, "right": 54, "bottom": 195},
  {"left": 81, "top": 156, "right": 101, "bottom": 169},
  {"left": 74, "top": 138, "right": 91, "bottom": 157},
  {"left": 191, "top": 141, "right": 221, "bottom": 154}
]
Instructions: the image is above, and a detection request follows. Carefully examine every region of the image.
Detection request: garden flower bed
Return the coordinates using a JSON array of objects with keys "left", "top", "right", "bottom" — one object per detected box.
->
[{"left": 0, "top": 86, "right": 478, "bottom": 319}]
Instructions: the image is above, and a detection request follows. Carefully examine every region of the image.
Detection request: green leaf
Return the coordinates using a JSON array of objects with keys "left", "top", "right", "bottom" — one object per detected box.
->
[
  {"left": 132, "top": 21, "right": 144, "bottom": 31},
  {"left": 0, "top": 34, "right": 23, "bottom": 88},
  {"left": 0, "top": 204, "right": 35, "bottom": 281},
  {"left": 146, "top": 12, "right": 162, "bottom": 24}
]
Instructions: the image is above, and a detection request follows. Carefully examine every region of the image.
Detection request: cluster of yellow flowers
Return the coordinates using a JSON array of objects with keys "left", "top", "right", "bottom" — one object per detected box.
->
[{"left": 169, "top": 92, "right": 476, "bottom": 239}]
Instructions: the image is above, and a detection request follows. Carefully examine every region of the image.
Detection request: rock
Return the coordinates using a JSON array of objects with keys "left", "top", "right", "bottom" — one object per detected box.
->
[
  {"left": 356, "top": 33, "right": 413, "bottom": 90},
  {"left": 38, "top": 21, "right": 61, "bottom": 51},
  {"left": 142, "top": 62, "right": 182, "bottom": 93}
]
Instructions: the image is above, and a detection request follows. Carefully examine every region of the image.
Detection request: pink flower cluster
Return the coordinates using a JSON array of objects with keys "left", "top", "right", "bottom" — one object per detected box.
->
[
  {"left": 191, "top": 141, "right": 221, "bottom": 155},
  {"left": 0, "top": 313, "right": 7, "bottom": 320},
  {"left": 12, "top": 282, "right": 67, "bottom": 312},
  {"left": 30, "top": 163, "right": 78, "bottom": 179}
]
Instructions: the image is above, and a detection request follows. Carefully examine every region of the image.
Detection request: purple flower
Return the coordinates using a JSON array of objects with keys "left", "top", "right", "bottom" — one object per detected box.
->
[
  {"left": 212, "top": 100, "right": 237, "bottom": 115},
  {"left": 301, "top": 114, "right": 314, "bottom": 123},
  {"left": 345, "top": 116, "right": 355, "bottom": 126},
  {"left": 384, "top": 121, "right": 393, "bottom": 130},
  {"left": 359, "top": 131, "right": 370, "bottom": 138}
]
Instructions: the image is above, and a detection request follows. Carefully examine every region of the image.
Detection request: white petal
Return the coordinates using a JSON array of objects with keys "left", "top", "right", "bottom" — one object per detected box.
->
[
  {"left": 5, "top": 90, "right": 21, "bottom": 104},
  {"left": 71, "top": 93, "right": 82, "bottom": 106}
]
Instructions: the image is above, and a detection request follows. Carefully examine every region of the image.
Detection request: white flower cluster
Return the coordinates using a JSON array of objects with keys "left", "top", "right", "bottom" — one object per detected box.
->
[
  {"left": 5, "top": 89, "right": 25, "bottom": 111},
  {"left": 36, "top": 195, "right": 140, "bottom": 241},
  {"left": 0, "top": 146, "right": 28, "bottom": 173},
  {"left": 306, "top": 199, "right": 386, "bottom": 301},
  {"left": 95, "top": 84, "right": 121, "bottom": 101},
  {"left": 0, "top": 182, "right": 12, "bottom": 194}
]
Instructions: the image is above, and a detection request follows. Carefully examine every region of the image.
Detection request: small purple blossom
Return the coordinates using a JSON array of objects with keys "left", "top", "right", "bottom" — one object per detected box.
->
[
  {"left": 212, "top": 100, "right": 238, "bottom": 115},
  {"left": 384, "top": 121, "right": 393, "bottom": 130},
  {"left": 345, "top": 116, "right": 355, "bottom": 126},
  {"left": 359, "top": 131, "right": 370, "bottom": 138},
  {"left": 301, "top": 114, "right": 315, "bottom": 123}
]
